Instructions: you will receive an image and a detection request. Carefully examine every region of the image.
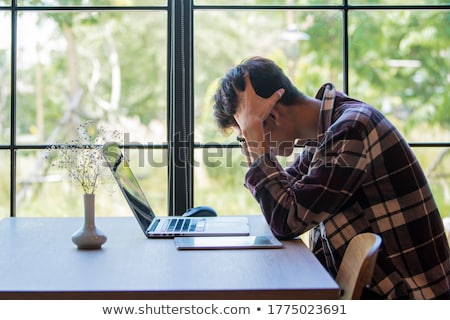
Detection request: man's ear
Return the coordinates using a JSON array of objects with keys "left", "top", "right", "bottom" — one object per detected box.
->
[{"left": 270, "top": 104, "right": 283, "bottom": 126}]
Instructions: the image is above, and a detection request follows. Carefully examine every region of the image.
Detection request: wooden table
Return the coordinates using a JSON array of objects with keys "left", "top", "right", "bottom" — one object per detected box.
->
[{"left": 0, "top": 216, "right": 340, "bottom": 299}]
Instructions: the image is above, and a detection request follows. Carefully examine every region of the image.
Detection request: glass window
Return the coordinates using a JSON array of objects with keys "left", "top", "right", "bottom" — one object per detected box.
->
[
  {"left": 349, "top": 0, "right": 449, "bottom": 4},
  {"left": 194, "top": 0, "right": 342, "bottom": 5},
  {"left": 194, "top": 9, "right": 342, "bottom": 145},
  {"left": 16, "top": 10, "right": 167, "bottom": 146},
  {"left": 0, "top": 11, "right": 10, "bottom": 145},
  {"left": 194, "top": 147, "right": 261, "bottom": 215},
  {"left": 348, "top": 9, "right": 449, "bottom": 143},
  {"left": 3, "top": 1, "right": 449, "bottom": 221},
  {"left": 0, "top": 151, "right": 10, "bottom": 219},
  {"left": 413, "top": 147, "right": 450, "bottom": 215},
  {"left": 18, "top": 0, "right": 167, "bottom": 6},
  {"left": 16, "top": 149, "right": 84, "bottom": 217},
  {"left": 16, "top": 148, "right": 168, "bottom": 217},
  {"left": 100, "top": 148, "right": 168, "bottom": 218}
]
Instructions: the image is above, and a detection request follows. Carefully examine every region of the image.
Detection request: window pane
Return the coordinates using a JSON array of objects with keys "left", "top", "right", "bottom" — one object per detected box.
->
[
  {"left": 194, "top": 147, "right": 261, "bottom": 215},
  {"left": 18, "top": 0, "right": 167, "bottom": 6},
  {"left": 105, "top": 148, "right": 169, "bottom": 217},
  {"left": 16, "top": 148, "right": 168, "bottom": 217},
  {"left": 350, "top": 0, "right": 449, "bottom": 5},
  {"left": 194, "top": 9, "right": 342, "bottom": 144},
  {"left": 17, "top": 149, "right": 87, "bottom": 217},
  {"left": 0, "top": 151, "right": 10, "bottom": 218},
  {"left": 413, "top": 147, "right": 450, "bottom": 220},
  {"left": 16, "top": 10, "right": 167, "bottom": 145},
  {"left": 195, "top": 0, "right": 341, "bottom": 5},
  {"left": 0, "top": 11, "right": 10, "bottom": 145},
  {"left": 348, "top": 10, "right": 450, "bottom": 142}
]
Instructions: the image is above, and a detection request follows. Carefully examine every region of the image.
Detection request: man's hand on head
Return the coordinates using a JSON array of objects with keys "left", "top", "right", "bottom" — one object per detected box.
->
[{"left": 233, "top": 73, "right": 284, "bottom": 163}]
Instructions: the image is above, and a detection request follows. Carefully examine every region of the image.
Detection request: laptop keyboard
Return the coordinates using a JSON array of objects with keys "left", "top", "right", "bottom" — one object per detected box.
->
[{"left": 153, "top": 218, "right": 206, "bottom": 233}]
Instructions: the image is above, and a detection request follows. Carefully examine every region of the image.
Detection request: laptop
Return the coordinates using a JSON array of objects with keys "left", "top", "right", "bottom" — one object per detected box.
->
[{"left": 102, "top": 142, "right": 250, "bottom": 238}]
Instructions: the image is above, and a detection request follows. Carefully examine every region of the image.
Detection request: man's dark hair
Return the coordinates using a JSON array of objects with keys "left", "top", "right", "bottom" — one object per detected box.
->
[{"left": 212, "top": 56, "right": 305, "bottom": 131}]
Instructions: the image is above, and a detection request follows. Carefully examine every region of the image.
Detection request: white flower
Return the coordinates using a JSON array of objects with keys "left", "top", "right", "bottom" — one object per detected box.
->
[{"left": 46, "top": 120, "right": 122, "bottom": 194}]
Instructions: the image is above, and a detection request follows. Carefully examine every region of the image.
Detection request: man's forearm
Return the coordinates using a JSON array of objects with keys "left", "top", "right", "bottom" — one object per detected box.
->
[
  {"left": 243, "top": 140, "right": 269, "bottom": 164},
  {"left": 240, "top": 124, "right": 270, "bottom": 164}
]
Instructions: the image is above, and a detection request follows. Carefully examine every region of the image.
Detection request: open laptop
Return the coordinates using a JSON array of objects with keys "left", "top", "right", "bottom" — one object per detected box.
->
[{"left": 102, "top": 142, "right": 250, "bottom": 238}]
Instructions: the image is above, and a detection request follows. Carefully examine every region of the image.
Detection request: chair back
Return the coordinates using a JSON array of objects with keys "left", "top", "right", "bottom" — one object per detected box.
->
[{"left": 335, "top": 232, "right": 382, "bottom": 300}]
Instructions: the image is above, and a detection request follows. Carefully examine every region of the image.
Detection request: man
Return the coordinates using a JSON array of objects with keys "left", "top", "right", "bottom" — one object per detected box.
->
[{"left": 212, "top": 56, "right": 450, "bottom": 299}]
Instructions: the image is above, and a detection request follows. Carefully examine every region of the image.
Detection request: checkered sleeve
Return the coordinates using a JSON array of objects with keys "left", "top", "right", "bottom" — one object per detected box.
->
[{"left": 245, "top": 115, "right": 369, "bottom": 239}]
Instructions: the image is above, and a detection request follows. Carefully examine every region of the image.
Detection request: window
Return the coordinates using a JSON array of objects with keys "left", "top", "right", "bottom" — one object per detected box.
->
[{"left": 1, "top": 0, "right": 449, "bottom": 219}]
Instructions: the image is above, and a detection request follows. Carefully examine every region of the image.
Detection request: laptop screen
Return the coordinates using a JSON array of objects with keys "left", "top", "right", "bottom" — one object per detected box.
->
[{"left": 103, "top": 143, "right": 155, "bottom": 232}]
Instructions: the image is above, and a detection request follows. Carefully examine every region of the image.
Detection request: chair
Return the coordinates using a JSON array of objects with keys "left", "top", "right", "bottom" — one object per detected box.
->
[{"left": 335, "top": 232, "right": 382, "bottom": 300}]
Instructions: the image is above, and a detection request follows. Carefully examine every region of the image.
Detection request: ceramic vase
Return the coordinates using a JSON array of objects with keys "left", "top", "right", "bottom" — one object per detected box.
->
[{"left": 71, "top": 193, "right": 107, "bottom": 249}]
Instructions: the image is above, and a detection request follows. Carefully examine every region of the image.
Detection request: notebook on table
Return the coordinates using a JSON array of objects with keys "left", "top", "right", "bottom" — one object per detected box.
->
[{"left": 102, "top": 142, "right": 250, "bottom": 238}]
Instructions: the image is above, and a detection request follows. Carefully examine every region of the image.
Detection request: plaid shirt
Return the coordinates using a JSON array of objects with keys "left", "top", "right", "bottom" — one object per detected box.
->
[{"left": 244, "top": 83, "right": 450, "bottom": 299}]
